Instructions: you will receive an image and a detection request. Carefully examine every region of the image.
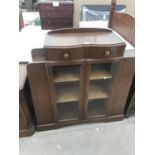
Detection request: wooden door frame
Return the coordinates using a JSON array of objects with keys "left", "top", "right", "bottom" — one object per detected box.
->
[
  {"left": 84, "top": 59, "right": 120, "bottom": 119},
  {"left": 45, "top": 60, "right": 86, "bottom": 123}
]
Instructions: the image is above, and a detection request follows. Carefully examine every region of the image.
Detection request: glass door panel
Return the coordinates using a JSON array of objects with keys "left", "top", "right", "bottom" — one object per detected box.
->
[
  {"left": 52, "top": 65, "right": 81, "bottom": 122},
  {"left": 87, "top": 99, "right": 107, "bottom": 118},
  {"left": 57, "top": 102, "right": 79, "bottom": 121},
  {"left": 87, "top": 62, "right": 118, "bottom": 118}
]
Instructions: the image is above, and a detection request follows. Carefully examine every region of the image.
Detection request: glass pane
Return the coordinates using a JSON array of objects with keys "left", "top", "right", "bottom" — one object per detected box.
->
[
  {"left": 57, "top": 102, "right": 79, "bottom": 121},
  {"left": 55, "top": 82, "right": 80, "bottom": 103},
  {"left": 90, "top": 63, "right": 115, "bottom": 80},
  {"left": 88, "top": 80, "right": 111, "bottom": 100},
  {"left": 87, "top": 99, "right": 107, "bottom": 118},
  {"left": 53, "top": 65, "right": 80, "bottom": 83},
  {"left": 87, "top": 62, "right": 118, "bottom": 118},
  {"left": 52, "top": 65, "right": 81, "bottom": 121}
]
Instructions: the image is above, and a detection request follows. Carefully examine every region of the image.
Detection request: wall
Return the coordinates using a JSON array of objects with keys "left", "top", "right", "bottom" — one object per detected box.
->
[
  {"left": 118, "top": 0, "right": 135, "bottom": 17},
  {"left": 73, "top": 0, "right": 135, "bottom": 26}
]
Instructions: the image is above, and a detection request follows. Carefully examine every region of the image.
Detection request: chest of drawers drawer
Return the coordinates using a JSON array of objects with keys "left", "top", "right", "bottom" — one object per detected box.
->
[
  {"left": 40, "top": 11, "right": 73, "bottom": 19},
  {"left": 45, "top": 48, "right": 84, "bottom": 61},
  {"left": 38, "top": 3, "right": 73, "bottom": 11},
  {"left": 41, "top": 19, "right": 73, "bottom": 29},
  {"left": 85, "top": 46, "right": 125, "bottom": 59}
]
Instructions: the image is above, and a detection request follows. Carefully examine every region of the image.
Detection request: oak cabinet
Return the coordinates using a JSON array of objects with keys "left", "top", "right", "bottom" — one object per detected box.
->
[{"left": 28, "top": 28, "right": 135, "bottom": 130}]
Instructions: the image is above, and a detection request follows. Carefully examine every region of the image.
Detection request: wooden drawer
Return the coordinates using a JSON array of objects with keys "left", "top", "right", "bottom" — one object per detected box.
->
[
  {"left": 40, "top": 10, "right": 73, "bottom": 19},
  {"left": 46, "top": 48, "right": 83, "bottom": 61},
  {"left": 38, "top": 3, "right": 73, "bottom": 11},
  {"left": 85, "top": 46, "right": 125, "bottom": 59},
  {"left": 41, "top": 19, "right": 73, "bottom": 29}
]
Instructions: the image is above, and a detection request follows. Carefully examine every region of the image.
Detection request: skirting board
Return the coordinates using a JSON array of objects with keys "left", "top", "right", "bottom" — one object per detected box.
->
[{"left": 36, "top": 115, "right": 124, "bottom": 131}]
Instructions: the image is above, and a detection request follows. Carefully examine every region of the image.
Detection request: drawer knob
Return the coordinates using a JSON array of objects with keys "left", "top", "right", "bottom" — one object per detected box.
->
[
  {"left": 104, "top": 50, "right": 111, "bottom": 57},
  {"left": 62, "top": 52, "right": 70, "bottom": 60}
]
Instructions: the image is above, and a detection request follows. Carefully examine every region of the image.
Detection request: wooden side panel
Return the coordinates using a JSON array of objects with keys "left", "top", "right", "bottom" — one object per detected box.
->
[
  {"left": 129, "top": 20, "right": 135, "bottom": 47},
  {"left": 19, "top": 94, "right": 29, "bottom": 130},
  {"left": 109, "top": 12, "right": 135, "bottom": 47},
  {"left": 126, "top": 93, "right": 135, "bottom": 116},
  {"left": 27, "top": 63, "right": 55, "bottom": 125},
  {"left": 107, "top": 58, "right": 135, "bottom": 115}
]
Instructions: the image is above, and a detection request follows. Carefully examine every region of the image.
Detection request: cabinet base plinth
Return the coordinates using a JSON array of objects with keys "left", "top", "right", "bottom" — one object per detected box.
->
[
  {"left": 36, "top": 115, "right": 124, "bottom": 131},
  {"left": 19, "top": 123, "right": 35, "bottom": 137}
]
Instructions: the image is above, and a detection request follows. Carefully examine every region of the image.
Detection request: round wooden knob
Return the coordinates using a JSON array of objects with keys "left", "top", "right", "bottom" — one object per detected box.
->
[
  {"left": 104, "top": 50, "right": 111, "bottom": 57},
  {"left": 62, "top": 52, "right": 70, "bottom": 60}
]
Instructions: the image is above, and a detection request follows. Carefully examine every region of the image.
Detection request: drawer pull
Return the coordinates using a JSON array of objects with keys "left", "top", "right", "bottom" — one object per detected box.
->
[
  {"left": 62, "top": 52, "right": 70, "bottom": 60},
  {"left": 104, "top": 50, "right": 111, "bottom": 57}
]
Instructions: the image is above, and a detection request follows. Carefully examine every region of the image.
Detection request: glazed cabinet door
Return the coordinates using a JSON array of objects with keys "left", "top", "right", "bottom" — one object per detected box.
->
[
  {"left": 46, "top": 61, "right": 85, "bottom": 123},
  {"left": 84, "top": 60, "right": 119, "bottom": 119},
  {"left": 84, "top": 58, "right": 134, "bottom": 119}
]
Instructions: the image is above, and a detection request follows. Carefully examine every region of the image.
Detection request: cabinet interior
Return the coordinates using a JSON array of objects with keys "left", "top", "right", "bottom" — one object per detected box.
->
[
  {"left": 55, "top": 82, "right": 80, "bottom": 103},
  {"left": 90, "top": 63, "right": 113, "bottom": 80},
  {"left": 53, "top": 65, "right": 80, "bottom": 103},
  {"left": 53, "top": 65, "right": 80, "bottom": 83},
  {"left": 51, "top": 62, "right": 117, "bottom": 121},
  {"left": 52, "top": 65, "right": 81, "bottom": 121},
  {"left": 88, "top": 80, "right": 111, "bottom": 100}
]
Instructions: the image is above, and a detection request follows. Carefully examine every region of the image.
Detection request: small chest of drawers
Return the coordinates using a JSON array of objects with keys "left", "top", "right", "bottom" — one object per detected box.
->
[{"left": 38, "top": 1, "right": 74, "bottom": 30}]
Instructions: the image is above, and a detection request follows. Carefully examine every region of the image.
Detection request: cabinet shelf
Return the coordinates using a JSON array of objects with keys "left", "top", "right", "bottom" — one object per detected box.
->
[
  {"left": 88, "top": 85, "right": 109, "bottom": 100},
  {"left": 90, "top": 64, "right": 112, "bottom": 80},
  {"left": 55, "top": 83, "right": 79, "bottom": 103},
  {"left": 53, "top": 66, "right": 80, "bottom": 83},
  {"left": 54, "top": 72, "right": 80, "bottom": 83},
  {"left": 90, "top": 70, "right": 112, "bottom": 80}
]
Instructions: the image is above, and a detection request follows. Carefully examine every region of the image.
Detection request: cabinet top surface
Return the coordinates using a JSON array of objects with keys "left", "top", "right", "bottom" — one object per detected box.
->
[{"left": 44, "top": 28, "right": 125, "bottom": 48}]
